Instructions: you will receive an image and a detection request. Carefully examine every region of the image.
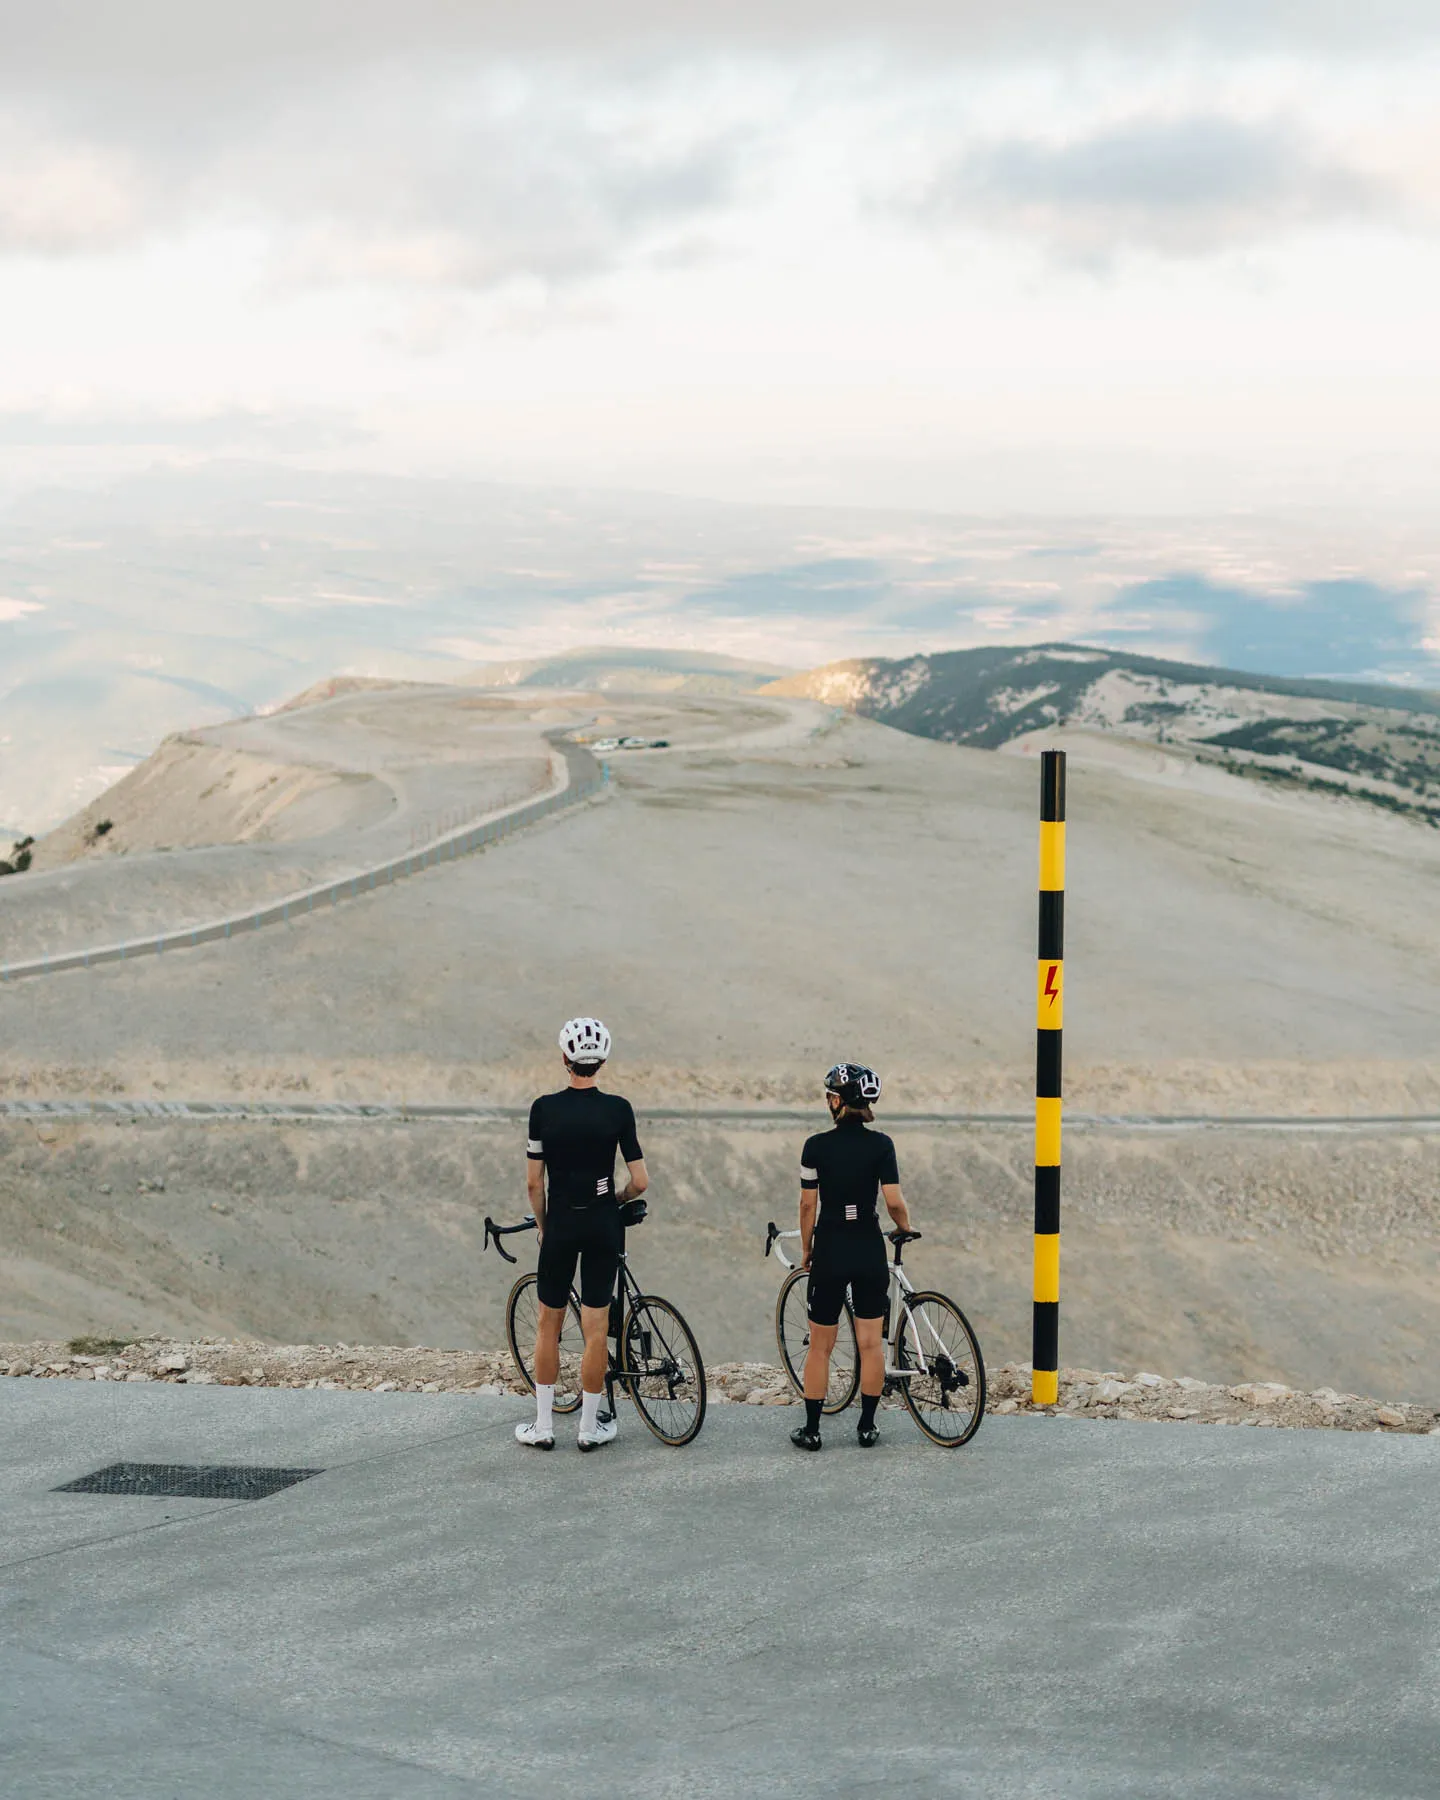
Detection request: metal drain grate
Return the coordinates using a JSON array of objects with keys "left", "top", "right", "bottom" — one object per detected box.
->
[{"left": 54, "top": 1462, "right": 323, "bottom": 1500}]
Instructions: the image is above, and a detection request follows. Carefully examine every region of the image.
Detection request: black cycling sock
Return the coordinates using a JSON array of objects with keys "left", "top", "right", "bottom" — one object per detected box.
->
[
  {"left": 804, "top": 1398, "right": 823, "bottom": 1434},
  {"left": 859, "top": 1394, "right": 879, "bottom": 1431}
]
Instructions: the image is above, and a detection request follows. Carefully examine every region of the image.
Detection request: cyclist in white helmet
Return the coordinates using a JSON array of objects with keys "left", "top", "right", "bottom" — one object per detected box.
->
[{"left": 516, "top": 1016, "right": 648, "bottom": 1452}]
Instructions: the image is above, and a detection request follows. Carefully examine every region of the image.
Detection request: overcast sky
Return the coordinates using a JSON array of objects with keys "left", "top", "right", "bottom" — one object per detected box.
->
[{"left": 3, "top": 2, "right": 1440, "bottom": 512}]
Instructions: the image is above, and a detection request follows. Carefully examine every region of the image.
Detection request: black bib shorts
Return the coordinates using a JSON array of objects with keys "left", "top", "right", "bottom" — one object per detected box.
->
[
  {"left": 807, "top": 1231, "right": 889, "bottom": 1325},
  {"left": 536, "top": 1207, "right": 623, "bottom": 1310}
]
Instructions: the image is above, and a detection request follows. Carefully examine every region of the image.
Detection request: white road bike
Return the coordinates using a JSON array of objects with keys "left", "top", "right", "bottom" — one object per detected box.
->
[{"left": 763, "top": 1222, "right": 986, "bottom": 1446}]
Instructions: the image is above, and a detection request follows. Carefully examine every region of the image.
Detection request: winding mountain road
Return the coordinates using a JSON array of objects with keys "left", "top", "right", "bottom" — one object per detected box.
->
[{"left": 0, "top": 736, "right": 604, "bottom": 986}]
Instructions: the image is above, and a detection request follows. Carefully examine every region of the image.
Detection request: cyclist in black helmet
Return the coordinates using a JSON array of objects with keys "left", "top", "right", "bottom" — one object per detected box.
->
[{"left": 790, "top": 1062, "right": 912, "bottom": 1452}]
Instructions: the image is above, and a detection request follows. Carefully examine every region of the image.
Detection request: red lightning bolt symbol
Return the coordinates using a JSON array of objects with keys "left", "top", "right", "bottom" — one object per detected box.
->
[{"left": 1044, "top": 965, "right": 1060, "bottom": 1006}]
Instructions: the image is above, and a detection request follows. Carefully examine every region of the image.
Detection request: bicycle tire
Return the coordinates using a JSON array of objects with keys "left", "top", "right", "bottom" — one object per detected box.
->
[
  {"left": 620, "top": 1294, "right": 707, "bottom": 1446},
  {"left": 895, "top": 1290, "right": 986, "bottom": 1447},
  {"left": 505, "top": 1273, "right": 584, "bottom": 1415},
  {"left": 774, "top": 1268, "right": 860, "bottom": 1415}
]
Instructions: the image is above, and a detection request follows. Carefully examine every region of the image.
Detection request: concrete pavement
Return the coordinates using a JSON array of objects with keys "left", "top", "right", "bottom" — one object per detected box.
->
[{"left": 2, "top": 1384, "right": 1437, "bottom": 1797}]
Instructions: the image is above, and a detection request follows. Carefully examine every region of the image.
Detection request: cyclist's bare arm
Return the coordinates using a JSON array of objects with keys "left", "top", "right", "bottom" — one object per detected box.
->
[
  {"left": 618, "top": 1157, "right": 649, "bottom": 1204},
  {"left": 799, "top": 1187, "right": 817, "bottom": 1267},
  {"left": 527, "top": 1159, "right": 546, "bottom": 1240},
  {"left": 882, "top": 1182, "right": 912, "bottom": 1233}
]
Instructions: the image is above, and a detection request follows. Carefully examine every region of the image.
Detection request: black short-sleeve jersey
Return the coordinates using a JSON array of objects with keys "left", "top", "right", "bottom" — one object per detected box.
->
[
  {"left": 527, "top": 1087, "right": 643, "bottom": 1216},
  {"left": 799, "top": 1116, "right": 899, "bottom": 1237}
]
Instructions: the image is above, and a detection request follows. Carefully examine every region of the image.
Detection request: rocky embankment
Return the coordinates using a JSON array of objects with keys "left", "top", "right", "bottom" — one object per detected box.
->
[{"left": 3, "top": 1338, "right": 1438, "bottom": 1433}]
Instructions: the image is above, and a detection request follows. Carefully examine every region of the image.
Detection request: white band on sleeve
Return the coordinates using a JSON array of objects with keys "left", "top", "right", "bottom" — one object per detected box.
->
[
  {"left": 800, "top": 1164, "right": 817, "bottom": 1182},
  {"left": 528, "top": 1139, "right": 543, "bottom": 1154}
]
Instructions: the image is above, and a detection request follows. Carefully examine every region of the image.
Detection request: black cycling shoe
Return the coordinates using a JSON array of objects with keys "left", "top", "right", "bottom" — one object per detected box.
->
[
  {"left": 789, "top": 1425, "right": 823, "bottom": 1452},
  {"left": 857, "top": 1425, "right": 880, "bottom": 1448}
]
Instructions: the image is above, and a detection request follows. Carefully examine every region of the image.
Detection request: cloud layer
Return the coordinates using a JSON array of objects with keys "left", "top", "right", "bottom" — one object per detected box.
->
[
  {"left": 924, "top": 116, "right": 1392, "bottom": 261},
  {"left": 1, "top": 4, "right": 1438, "bottom": 518},
  {"left": 1, "top": 5, "right": 1433, "bottom": 283}
]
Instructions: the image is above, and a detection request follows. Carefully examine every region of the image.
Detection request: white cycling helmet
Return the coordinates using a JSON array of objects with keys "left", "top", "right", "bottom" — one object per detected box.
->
[{"left": 559, "top": 1016, "right": 611, "bottom": 1063}]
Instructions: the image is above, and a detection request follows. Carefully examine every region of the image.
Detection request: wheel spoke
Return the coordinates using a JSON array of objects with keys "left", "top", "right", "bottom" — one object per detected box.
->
[
  {"left": 506, "top": 1276, "right": 584, "bottom": 1414},
  {"left": 900, "top": 1294, "right": 985, "bottom": 1445},
  {"left": 623, "top": 1296, "right": 706, "bottom": 1445},
  {"left": 776, "top": 1271, "right": 858, "bottom": 1414}
]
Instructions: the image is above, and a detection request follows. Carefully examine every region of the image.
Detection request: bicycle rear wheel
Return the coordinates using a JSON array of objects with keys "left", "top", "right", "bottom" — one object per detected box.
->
[
  {"left": 621, "top": 1295, "right": 707, "bottom": 1446},
  {"left": 896, "top": 1291, "right": 986, "bottom": 1446},
  {"left": 775, "top": 1268, "right": 859, "bottom": 1414},
  {"left": 505, "top": 1273, "right": 584, "bottom": 1414}
]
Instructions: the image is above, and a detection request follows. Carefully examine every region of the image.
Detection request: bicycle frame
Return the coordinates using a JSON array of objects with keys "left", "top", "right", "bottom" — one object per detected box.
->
[
  {"left": 764, "top": 1223, "right": 951, "bottom": 1387},
  {"left": 485, "top": 1213, "right": 674, "bottom": 1412}
]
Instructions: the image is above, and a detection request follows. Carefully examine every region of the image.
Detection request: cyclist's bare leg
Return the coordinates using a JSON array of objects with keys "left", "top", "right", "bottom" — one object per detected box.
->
[
  {"left": 854, "top": 1313, "right": 884, "bottom": 1396},
  {"left": 803, "top": 1321, "right": 839, "bottom": 1400},
  {"left": 533, "top": 1302, "right": 567, "bottom": 1386},
  {"left": 579, "top": 1303, "right": 609, "bottom": 1395}
]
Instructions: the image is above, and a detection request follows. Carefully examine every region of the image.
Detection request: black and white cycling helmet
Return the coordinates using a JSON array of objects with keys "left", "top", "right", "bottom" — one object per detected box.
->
[
  {"left": 559, "top": 1016, "right": 611, "bottom": 1063},
  {"left": 824, "top": 1062, "right": 882, "bottom": 1107}
]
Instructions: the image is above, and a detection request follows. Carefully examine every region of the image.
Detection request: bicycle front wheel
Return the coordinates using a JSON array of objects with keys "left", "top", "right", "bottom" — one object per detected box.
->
[
  {"left": 505, "top": 1273, "right": 584, "bottom": 1414},
  {"left": 896, "top": 1291, "right": 986, "bottom": 1447},
  {"left": 621, "top": 1295, "right": 707, "bottom": 1446},
  {"left": 775, "top": 1268, "right": 859, "bottom": 1414}
]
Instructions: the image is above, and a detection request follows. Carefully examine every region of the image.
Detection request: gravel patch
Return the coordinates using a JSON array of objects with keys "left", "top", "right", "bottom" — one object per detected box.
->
[{"left": 4, "top": 1338, "right": 1437, "bottom": 1433}]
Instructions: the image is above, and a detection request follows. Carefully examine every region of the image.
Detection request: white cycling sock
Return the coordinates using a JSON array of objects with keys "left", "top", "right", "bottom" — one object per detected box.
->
[
  {"left": 535, "top": 1384, "right": 555, "bottom": 1436},
  {"left": 580, "top": 1389, "right": 603, "bottom": 1437}
]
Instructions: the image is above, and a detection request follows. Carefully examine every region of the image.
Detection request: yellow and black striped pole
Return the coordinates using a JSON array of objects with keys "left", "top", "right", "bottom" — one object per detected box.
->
[{"left": 1033, "top": 750, "right": 1066, "bottom": 1407}]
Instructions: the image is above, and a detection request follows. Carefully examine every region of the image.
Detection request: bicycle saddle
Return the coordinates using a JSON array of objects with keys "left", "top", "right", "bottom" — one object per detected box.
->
[{"left": 888, "top": 1228, "right": 922, "bottom": 1245}]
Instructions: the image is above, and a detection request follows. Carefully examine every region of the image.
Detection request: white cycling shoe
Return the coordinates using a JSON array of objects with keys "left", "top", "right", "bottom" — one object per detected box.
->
[
  {"left": 515, "top": 1420, "right": 555, "bottom": 1450},
  {"left": 577, "top": 1415, "right": 617, "bottom": 1453}
]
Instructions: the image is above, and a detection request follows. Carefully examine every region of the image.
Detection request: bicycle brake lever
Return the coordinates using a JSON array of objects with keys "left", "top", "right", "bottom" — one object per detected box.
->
[
  {"left": 483, "top": 1217, "right": 521, "bottom": 1263},
  {"left": 764, "top": 1221, "right": 779, "bottom": 1258}
]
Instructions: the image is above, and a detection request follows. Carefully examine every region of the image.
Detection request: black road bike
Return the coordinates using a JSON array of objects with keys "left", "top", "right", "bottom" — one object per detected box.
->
[
  {"left": 484, "top": 1211, "right": 707, "bottom": 1447},
  {"left": 764, "top": 1222, "right": 986, "bottom": 1446}
]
